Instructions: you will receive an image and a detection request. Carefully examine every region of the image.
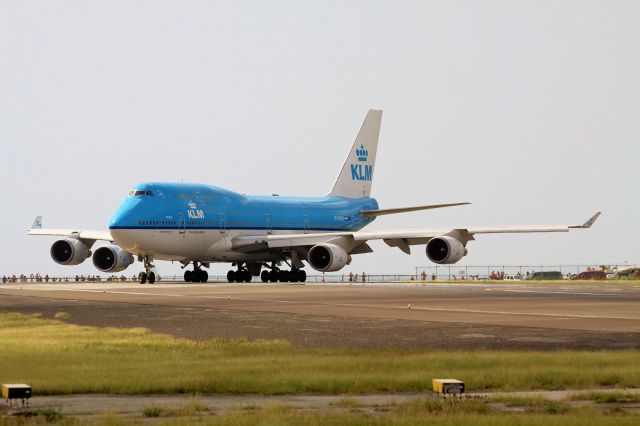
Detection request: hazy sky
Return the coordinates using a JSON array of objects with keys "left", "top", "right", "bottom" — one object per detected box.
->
[{"left": 1, "top": 1, "right": 638, "bottom": 277}]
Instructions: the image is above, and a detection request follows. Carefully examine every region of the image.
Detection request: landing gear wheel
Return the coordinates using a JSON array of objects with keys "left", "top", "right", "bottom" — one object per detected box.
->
[
  {"left": 227, "top": 270, "right": 235, "bottom": 283},
  {"left": 184, "top": 270, "right": 192, "bottom": 283},
  {"left": 299, "top": 270, "right": 306, "bottom": 282},
  {"left": 278, "top": 270, "right": 290, "bottom": 282},
  {"left": 200, "top": 270, "right": 208, "bottom": 283},
  {"left": 243, "top": 270, "right": 252, "bottom": 283},
  {"left": 261, "top": 270, "right": 269, "bottom": 282},
  {"left": 148, "top": 271, "right": 156, "bottom": 284},
  {"left": 139, "top": 272, "right": 147, "bottom": 284},
  {"left": 269, "top": 270, "right": 279, "bottom": 282}
]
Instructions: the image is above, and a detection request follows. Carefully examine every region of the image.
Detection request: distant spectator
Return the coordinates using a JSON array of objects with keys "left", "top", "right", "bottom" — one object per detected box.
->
[
  {"left": 421, "top": 271, "right": 427, "bottom": 280},
  {"left": 348, "top": 272, "right": 353, "bottom": 283},
  {"left": 362, "top": 272, "right": 366, "bottom": 283},
  {"left": 431, "top": 273, "right": 436, "bottom": 280},
  {"left": 2, "top": 276, "right": 6, "bottom": 284},
  {"left": 45, "top": 274, "right": 49, "bottom": 283}
]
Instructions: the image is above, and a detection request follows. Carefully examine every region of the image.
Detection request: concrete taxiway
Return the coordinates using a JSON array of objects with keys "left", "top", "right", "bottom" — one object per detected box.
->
[{"left": 1, "top": 281, "right": 639, "bottom": 349}]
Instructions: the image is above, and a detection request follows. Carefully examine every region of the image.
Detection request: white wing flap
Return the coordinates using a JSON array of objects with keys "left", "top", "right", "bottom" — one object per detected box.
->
[
  {"left": 231, "top": 212, "right": 600, "bottom": 252},
  {"left": 28, "top": 228, "right": 113, "bottom": 242}
]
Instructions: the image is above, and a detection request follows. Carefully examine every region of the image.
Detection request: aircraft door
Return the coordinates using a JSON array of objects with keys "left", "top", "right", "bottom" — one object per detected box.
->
[
  {"left": 219, "top": 213, "right": 225, "bottom": 234},
  {"left": 178, "top": 213, "right": 185, "bottom": 235},
  {"left": 303, "top": 214, "right": 310, "bottom": 234},
  {"left": 266, "top": 214, "right": 272, "bottom": 235}
]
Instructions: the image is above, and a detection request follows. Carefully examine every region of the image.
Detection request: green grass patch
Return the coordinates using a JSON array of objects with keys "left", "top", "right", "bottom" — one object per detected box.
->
[
  {"left": 569, "top": 391, "right": 640, "bottom": 403},
  {"left": 139, "top": 402, "right": 638, "bottom": 425},
  {"left": 53, "top": 312, "right": 70, "bottom": 320},
  {"left": 142, "top": 406, "right": 165, "bottom": 417},
  {"left": 331, "top": 396, "right": 362, "bottom": 409},
  {"left": 0, "top": 312, "right": 639, "bottom": 395}
]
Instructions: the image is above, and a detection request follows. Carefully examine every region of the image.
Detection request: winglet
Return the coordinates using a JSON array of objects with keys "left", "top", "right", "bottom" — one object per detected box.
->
[
  {"left": 570, "top": 212, "right": 601, "bottom": 229},
  {"left": 31, "top": 216, "right": 43, "bottom": 230}
]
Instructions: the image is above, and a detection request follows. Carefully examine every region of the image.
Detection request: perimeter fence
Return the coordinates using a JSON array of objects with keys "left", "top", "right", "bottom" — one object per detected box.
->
[{"left": 2, "top": 263, "right": 638, "bottom": 284}]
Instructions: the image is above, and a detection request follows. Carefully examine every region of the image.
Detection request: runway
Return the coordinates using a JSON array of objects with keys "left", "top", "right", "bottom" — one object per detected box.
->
[{"left": 1, "top": 281, "right": 639, "bottom": 349}]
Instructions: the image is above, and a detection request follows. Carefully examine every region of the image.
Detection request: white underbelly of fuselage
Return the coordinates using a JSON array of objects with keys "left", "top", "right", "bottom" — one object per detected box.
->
[{"left": 109, "top": 228, "right": 316, "bottom": 262}]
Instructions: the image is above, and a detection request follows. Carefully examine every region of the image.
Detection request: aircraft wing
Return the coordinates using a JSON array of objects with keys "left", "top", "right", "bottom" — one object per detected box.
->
[
  {"left": 27, "top": 216, "right": 113, "bottom": 242},
  {"left": 231, "top": 212, "right": 601, "bottom": 255}
]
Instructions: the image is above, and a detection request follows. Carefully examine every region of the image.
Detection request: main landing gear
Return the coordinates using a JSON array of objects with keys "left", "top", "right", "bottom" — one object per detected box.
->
[
  {"left": 260, "top": 267, "right": 306, "bottom": 283},
  {"left": 225, "top": 262, "right": 307, "bottom": 284},
  {"left": 227, "top": 264, "right": 252, "bottom": 283},
  {"left": 184, "top": 262, "right": 209, "bottom": 283},
  {"left": 139, "top": 256, "right": 155, "bottom": 284}
]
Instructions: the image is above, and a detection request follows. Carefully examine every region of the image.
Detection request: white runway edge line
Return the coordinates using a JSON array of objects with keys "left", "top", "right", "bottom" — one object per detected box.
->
[
  {"left": 492, "top": 288, "right": 632, "bottom": 297},
  {"left": 47, "top": 288, "right": 640, "bottom": 322}
]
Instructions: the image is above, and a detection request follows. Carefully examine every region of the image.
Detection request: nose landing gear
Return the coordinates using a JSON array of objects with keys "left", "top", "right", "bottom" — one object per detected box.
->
[
  {"left": 139, "top": 256, "right": 155, "bottom": 284},
  {"left": 227, "top": 263, "right": 252, "bottom": 283}
]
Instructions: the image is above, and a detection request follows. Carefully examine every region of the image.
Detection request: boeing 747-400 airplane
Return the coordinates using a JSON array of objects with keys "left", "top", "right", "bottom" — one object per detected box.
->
[{"left": 29, "top": 110, "right": 600, "bottom": 283}]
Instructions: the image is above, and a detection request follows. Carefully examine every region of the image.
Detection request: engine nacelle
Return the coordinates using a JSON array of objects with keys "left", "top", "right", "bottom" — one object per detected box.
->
[
  {"left": 307, "top": 243, "right": 350, "bottom": 272},
  {"left": 92, "top": 245, "right": 134, "bottom": 272},
  {"left": 50, "top": 238, "right": 91, "bottom": 265},
  {"left": 426, "top": 236, "right": 467, "bottom": 264}
]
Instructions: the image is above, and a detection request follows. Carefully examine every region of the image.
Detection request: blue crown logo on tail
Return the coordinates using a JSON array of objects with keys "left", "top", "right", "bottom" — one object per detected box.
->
[
  {"left": 350, "top": 144, "right": 373, "bottom": 181},
  {"left": 356, "top": 144, "right": 369, "bottom": 162}
]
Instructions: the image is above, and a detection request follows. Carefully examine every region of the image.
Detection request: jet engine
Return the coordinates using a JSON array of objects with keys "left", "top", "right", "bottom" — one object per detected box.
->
[
  {"left": 307, "top": 243, "right": 351, "bottom": 272},
  {"left": 92, "top": 245, "right": 134, "bottom": 272},
  {"left": 425, "top": 236, "right": 467, "bottom": 264},
  {"left": 50, "top": 238, "right": 91, "bottom": 265}
]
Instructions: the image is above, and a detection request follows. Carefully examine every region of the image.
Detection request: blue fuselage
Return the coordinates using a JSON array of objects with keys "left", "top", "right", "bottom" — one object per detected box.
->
[
  {"left": 109, "top": 183, "right": 377, "bottom": 243},
  {"left": 107, "top": 183, "right": 378, "bottom": 261}
]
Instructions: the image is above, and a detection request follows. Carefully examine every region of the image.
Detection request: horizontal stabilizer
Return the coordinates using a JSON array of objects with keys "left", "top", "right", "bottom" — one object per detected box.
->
[{"left": 360, "top": 202, "right": 470, "bottom": 217}]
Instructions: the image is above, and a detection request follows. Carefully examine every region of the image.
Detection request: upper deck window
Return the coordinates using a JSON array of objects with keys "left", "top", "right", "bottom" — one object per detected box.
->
[{"left": 129, "top": 190, "right": 154, "bottom": 197}]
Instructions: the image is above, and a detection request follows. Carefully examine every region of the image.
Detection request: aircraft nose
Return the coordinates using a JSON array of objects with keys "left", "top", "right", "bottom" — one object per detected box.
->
[
  {"left": 109, "top": 198, "right": 140, "bottom": 229},
  {"left": 108, "top": 198, "right": 143, "bottom": 252}
]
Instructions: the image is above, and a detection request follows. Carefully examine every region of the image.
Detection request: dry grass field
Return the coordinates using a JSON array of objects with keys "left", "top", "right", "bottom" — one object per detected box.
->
[{"left": 0, "top": 312, "right": 639, "bottom": 395}]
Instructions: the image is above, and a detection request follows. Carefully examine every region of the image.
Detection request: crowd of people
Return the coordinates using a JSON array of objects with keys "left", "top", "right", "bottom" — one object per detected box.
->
[
  {"left": 0, "top": 274, "right": 158, "bottom": 284},
  {"left": 347, "top": 272, "right": 367, "bottom": 283}
]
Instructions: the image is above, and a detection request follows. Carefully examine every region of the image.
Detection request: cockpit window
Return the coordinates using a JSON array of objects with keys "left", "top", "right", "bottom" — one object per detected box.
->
[{"left": 129, "top": 190, "right": 153, "bottom": 197}]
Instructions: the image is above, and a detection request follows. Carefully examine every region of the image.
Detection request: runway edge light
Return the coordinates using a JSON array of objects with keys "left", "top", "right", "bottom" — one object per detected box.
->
[{"left": 432, "top": 379, "right": 464, "bottom": 395}]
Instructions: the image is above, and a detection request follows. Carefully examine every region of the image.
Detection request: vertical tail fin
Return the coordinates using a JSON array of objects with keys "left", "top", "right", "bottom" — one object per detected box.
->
[{"left": 329, "top": 109, "right": 382, "bottom": 198}]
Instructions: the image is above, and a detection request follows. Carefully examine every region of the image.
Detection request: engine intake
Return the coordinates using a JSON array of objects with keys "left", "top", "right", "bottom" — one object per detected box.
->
[
  {"left": 307, "top": 243, "right": 350, "bottom": 272},
  {"left": 426, "top": 236, "right": 467, "bottom": 264},
  {"left": 50, "top": 239, "right": 91, "bottom": 265},
  {"left": 92, "top": 245, "right": 134, "bottom": 272}
]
